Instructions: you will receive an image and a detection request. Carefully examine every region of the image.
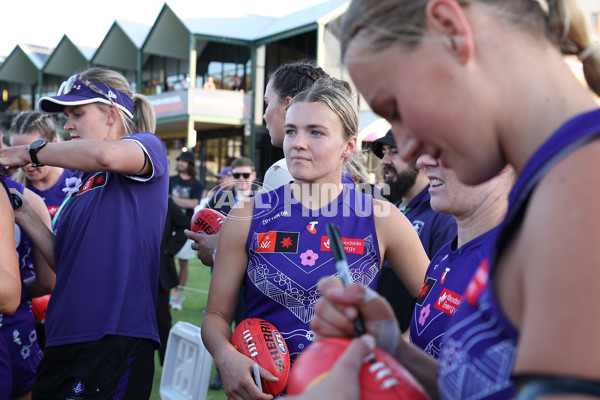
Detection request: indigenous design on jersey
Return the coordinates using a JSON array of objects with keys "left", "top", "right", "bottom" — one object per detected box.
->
[
  {"left": 438, "top": 109, "right": 600, "bottom": 399},
  {"left": 245, "top": 184, "right": 381, "bottom": 360},
  {"left": 410, "top": 228, "right": 497, "bottom": 360},
  {"left": 1, "top": 179, "right": 43, "bottom": 393}
]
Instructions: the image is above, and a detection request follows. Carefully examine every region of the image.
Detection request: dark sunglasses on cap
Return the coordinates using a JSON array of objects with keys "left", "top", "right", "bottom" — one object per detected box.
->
[
  {"left": 233, "top": 172, "right": 252, "bottom": 179},
  {"left": 58, "top": 74, "right": 114, "bottom": 103}
]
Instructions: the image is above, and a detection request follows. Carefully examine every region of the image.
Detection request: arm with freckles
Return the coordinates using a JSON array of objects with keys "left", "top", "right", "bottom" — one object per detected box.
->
[
  {"left": 0, "top": 138, "right": 150, "bottom": 177},
  {"left": 509, "top": 158, "right": 600, "bottom": 398},
  {"left": 312, "top": 277, "right": 440, "bottom": 399},
  {"left": 200, "top": 198, "right": 277, "bottom": 400},
  {"left": 0, "top": 189, "right": 20, "bottom": 314},
  {"left": 18, "top": 188, "right": 55, "bottom": 296},
  {"left": 374, "top": 199, "right": 430, "bottom": 297}
]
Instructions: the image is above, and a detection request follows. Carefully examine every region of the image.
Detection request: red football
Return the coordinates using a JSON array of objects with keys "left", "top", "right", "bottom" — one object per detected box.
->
[
  {"left": 231, "top": 318, "right": 290, "bottom": 396},
  {"left": 287, "top": 337, "right": 430, "bottom": 399},
  {"left": 190, "top": 208, "right": 225, "bottom": 235},
  {"left": 32, "top": 294, "right": 51, "bottom": 323}
]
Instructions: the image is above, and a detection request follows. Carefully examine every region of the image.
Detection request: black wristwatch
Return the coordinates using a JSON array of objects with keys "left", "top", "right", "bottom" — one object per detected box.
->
[{"left": 28, "top": 139, "right": 47, "bottom": 167}]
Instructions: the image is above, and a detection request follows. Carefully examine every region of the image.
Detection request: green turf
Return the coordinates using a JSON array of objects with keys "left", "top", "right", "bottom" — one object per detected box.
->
[{"left": 150, "top": 258, "right": 227, "bottom": 400}]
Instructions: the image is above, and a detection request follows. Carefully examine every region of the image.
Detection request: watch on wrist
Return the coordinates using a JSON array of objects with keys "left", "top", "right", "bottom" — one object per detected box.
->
[{"left": 28, "top": 139, "right": 47, "bottom": 167}]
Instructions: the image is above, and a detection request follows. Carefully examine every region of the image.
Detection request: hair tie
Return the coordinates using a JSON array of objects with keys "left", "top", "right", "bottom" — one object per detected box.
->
[{"left": 579, "top": 42, "right": 599, "bottom": 62}]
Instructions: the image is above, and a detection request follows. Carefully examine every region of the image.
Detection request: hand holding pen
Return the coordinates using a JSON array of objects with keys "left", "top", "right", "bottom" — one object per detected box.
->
[{"left": 326, "top": 223, "right": 366, "bottom": 336}]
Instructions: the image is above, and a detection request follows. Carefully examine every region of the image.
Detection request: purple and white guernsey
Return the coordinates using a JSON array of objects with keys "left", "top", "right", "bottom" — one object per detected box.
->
[
  {"left": 1, "top": 179, "right": 43, "bottom": 397},
  {"left": 244, "top": 184, "right": 381, "bottom": 361},
  {"left": 438, "top": 109, "right": 600, "bottom": 399},
  {"left": 403, "top": 186, "right": 457, "bottom": 259},
  {"left": 47, "top": 132, "right": 168, "bottom": 348},
  {"left": 27, "top": 168, "right": 74, "bottom": 217},
  {"left": 409, "top": 227, "right": 498, "bottom": 359}
]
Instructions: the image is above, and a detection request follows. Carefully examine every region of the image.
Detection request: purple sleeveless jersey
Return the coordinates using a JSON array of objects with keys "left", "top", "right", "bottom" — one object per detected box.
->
[
  {"left": 410, "top": 227, "right": 498, "bottom": 359},
  {"left": 244, "top": 184, "right": 381, "bottom": 360},
  {"left": 47, "top": 132, "right": 168, "bottom": 348},
  {"left": 27, "top": 168, "right": 74, "bottom": 217},
  {"left": 403, "top": 186, "right": 457, "bottom": 259},
  {"left": 438, "top": 109, "right": 600, "bottom": 399},
  {"left": 1, "top": 179, "right": 43, "bottom": 397}
]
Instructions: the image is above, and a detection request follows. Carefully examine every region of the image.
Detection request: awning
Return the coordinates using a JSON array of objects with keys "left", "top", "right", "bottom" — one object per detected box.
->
[{"left": 358, "top": 110, "right": 390, "bottom": 142}]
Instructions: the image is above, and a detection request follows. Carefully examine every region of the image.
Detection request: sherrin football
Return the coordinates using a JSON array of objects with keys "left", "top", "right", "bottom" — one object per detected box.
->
[
  {"left": 231, "top": 318, "right": 290, "bottom": 396},
  {"left": 190, "top": 208, "right": 225, "bottom": 235},
  {"left": 287, "top": 337, "right": 430, "bottom": 399},
  {"left": 32, "top": 294, "right": 51, "bottom": 323}
]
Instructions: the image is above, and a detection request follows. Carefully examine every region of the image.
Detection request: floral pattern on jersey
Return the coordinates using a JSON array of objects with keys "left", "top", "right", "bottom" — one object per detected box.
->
[
  {"left": 299, "top": 250, "right": 318, "bottom": 266},
  {"left": 247, "top": 233, "right": 379, "bottom": 324},
  {"left": 419, "top": 304, "right": 431, "bottom": 326}
]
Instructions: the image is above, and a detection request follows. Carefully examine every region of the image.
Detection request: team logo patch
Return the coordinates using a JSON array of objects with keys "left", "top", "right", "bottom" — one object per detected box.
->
[
  {"left": 413, "top": 220, "right": 425, "bottom": 236},
  {"left": 416, "top": 277, "right": 436, "bottom": 306},
  {"left": 320, "top": 236, "right": 364, "bottom": 255},
  {"left": 464, "top": 259, "right": 489, "bottom": 306},
  {"left": 73, "top": 379, "right": 84, "bottom": 395},
  {"left": 78, "top": 172, "right": 107, "bottom": 195},
  {"left": 434, "top": 288, "right": 462, "bottom": 316},
  {"left": 257, "top": 231, "right": 299, "bottom": 253}
]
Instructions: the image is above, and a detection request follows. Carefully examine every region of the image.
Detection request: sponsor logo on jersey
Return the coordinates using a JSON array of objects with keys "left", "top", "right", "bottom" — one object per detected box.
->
[
  {"left": 441, "top": 267, "right": 450, "bottom": 284},
  {"left": 320, "top": 236, "right": 364, "bottom": 254},
  {"left": 48, "top": 205, "right": 59, "bottom": 216},
  {"left": 78, "top": 172, "right": 107, "bottom": 195},
  {"left": 416, "top": 277, "right": 436, "bottom": 305},
  {"left": 434, "top": 288, "right": 462, "bottom": 316},
  {"left": 464, "top": 259, "right": 489, "bottom": 306},
  {"left": 261, "top": 210, "right": 289, "bottom": 225},
  {"left": 257, "top": 231, "right": 299, "bottom": 253},
  {"left": 413, "top": 220, "right": 425, "bottom": 236},
  {"left": 307, "top": 221, "right": 318, "bottom": 234}
]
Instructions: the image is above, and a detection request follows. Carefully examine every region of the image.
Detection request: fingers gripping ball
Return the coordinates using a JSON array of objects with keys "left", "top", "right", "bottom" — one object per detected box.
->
[
  {"left": 287, "top": 337, "right": 430, "bottom": 399},
  {"left": 231, "top": 318, "right": 291, "bottom": 396},
  {"left": 190, "top": 208, "right": 225, "bottom": 235},
  {"left": 32, "top": 294, "right": 51, "bottom": 323}
]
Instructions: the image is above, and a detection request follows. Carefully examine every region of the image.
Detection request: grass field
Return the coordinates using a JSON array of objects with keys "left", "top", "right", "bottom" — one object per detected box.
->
[{"left": 150, "top": 258, "right": 227, "bottom": 400}]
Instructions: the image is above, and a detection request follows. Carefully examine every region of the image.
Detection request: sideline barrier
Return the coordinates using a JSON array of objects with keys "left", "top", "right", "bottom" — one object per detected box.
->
[{"left": 160, "top": 321, "right": 213, "bottom": 400}]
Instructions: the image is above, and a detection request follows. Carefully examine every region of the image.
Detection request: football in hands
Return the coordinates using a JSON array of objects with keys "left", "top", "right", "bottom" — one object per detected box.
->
[
  {"left": 190, "top": 208, "right": 225, "bottom": 235},
  {"left": 287, "top": 337, "right": 429, "bottom": 399},
  {"left": 231, "top": 317, "right": 290, "bottom": 396}
]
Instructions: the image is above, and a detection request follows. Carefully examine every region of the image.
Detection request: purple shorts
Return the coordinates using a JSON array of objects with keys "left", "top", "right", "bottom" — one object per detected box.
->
[{"left": 0, "top": 304, "right": 43, "bottom": 398}]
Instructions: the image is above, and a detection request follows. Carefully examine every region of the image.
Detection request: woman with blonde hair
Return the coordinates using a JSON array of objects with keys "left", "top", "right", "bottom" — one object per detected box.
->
[
  {"left": 308, "top": 0, "right": 600, "bottom": 398},
  {"left": 0, "top": 67, "right": 168, "bottom": 398},
  {"left": 201, "top": 78, "right": 429, "bottom": 399}
]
